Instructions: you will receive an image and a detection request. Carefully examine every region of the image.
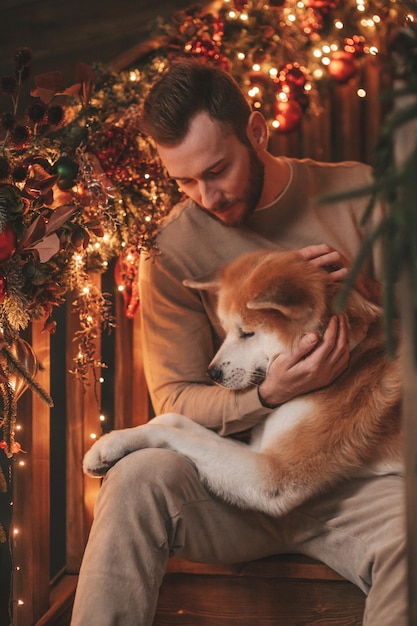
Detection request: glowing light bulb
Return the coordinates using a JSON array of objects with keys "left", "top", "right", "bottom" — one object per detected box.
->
[{"left": 90, "top": 433, "right": 97, "bottom": 440}]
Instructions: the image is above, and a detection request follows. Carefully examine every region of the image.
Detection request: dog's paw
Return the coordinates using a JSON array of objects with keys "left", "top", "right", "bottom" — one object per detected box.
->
[{"left": 83, "top": 431, "right": 130, "bottom": 477}]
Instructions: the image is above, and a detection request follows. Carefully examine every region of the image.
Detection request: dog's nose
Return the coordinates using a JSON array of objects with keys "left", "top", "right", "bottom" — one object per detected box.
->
[{"left": 207, "top": 366, "right": 223, "bottom": 383}]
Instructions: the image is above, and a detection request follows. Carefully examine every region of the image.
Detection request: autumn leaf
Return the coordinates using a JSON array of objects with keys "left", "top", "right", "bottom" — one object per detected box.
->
[
  {"left": 34, "top": 233, "right": 60, "bottom": 263},
  {"left": 44, "top": 203, "right": 77, "bottom": 236},
  {"left": 24, "top": 173, "right": 59, "bottom": 199},
  {"left": 18, "top": 214, "right": 47, "bottom": 249},
  {"left": 31, "top": 71, "right": 67, "bottom": 104},
  {"left": 18, "top": 204, "right": 76, "bottom": 252}
]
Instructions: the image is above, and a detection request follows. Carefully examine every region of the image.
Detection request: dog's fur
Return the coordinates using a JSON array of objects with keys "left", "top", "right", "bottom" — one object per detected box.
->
[{"left": 83, "top": 249, "right": 402, "bottom": 516}]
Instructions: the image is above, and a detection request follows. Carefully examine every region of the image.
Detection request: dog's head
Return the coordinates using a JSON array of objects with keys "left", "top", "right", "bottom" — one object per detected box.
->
[{"left": 185, "top": 249, "right": 380, "bottom": 390}]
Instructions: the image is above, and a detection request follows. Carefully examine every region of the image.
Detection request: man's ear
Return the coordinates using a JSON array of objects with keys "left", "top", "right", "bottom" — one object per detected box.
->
[{"left": 246, "top": 111, "right": 269, "bottom": 150}]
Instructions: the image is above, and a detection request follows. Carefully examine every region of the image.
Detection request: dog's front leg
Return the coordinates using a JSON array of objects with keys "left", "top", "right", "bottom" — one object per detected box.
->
[
  {"left": 83, "top": 414, "right": 292, "bottom": 516},
  {"left": 83, "top": 413, "right": 220, "bottom": 477}
]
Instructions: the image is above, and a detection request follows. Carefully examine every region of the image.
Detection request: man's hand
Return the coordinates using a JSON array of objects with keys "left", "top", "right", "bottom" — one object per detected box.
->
[
  {"left": 297, "top": 243, "right": 380, "bottom": 302},
  {"left": 258, "top": 315, "right": 349, "bottom": 408}
]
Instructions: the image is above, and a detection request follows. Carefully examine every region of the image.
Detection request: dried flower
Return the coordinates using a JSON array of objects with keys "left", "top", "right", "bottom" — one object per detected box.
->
[
  {"left": 27, "top": 102, "right": 47, "bottom": 124},
  {"left": 47, "top": 105, "right": 65, "bottom": 127},
  {"left": 14, "top": 47, "right": 33, "bottom": 71},
  {"left": 9, "top": 124, "right": 32, "bottom": 149},
  {"left": 11, "top": 165, "right": 28, "bottom": 183}
]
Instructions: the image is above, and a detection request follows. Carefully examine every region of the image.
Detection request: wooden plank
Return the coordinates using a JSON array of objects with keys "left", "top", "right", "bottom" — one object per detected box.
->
[
  {"left": 35, "top": 574, "right": 77, "bottom": 626},
  {"left": 114, "top": 293, "right": 149, "bottom": 429},
  {"left": 65, "top": 274, "right": 102, "bottom": 572},
  {"left": 12, "top": 321, "right": 51, "bottom": 625},
  {"left": 154, "top": 572, "right": 365, "bottom": 625},
  {"left": 166, "top": 555, "right": 347, "bottom": 581}
]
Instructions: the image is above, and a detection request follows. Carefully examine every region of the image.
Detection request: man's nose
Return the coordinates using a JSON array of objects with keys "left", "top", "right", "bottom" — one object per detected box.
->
[{"left": 199, "top": 181, "right": 221, "bottom": 210}]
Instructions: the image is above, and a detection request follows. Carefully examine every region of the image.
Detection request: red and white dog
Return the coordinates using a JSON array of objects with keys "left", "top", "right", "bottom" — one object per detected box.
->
[{"left": 83, "top": 249, "right": 402, "bottom": 516}]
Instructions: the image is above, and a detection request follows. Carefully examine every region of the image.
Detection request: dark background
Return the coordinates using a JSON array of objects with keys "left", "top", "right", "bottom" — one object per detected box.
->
[{"left": 0, "top": 0, "right": 193, "bottom": 79}]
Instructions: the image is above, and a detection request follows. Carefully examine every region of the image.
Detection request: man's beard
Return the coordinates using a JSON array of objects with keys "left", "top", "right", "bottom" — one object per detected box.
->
[{"left": 200, "top": 146, "right": 265, "bottom": 227}]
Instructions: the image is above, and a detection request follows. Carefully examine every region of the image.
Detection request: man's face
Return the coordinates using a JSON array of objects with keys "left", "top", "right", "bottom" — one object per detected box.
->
[{"left": 156, "top": 111, "right": 265, "bottom": 227}]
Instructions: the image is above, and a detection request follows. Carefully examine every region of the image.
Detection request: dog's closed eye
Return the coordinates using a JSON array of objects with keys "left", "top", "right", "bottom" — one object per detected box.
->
[{"left": 239, "top": 329, "right": 255, "bottom": 339}]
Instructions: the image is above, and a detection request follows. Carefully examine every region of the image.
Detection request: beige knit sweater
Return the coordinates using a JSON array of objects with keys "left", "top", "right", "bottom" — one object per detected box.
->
[{"left": 139, "top": 157, "right": 383, "bottom": 435}]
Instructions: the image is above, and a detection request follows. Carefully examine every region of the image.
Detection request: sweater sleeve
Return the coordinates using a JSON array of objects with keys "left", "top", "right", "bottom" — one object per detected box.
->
[{"left": 138, "top": 252, "right": 272, "bottom": 436}]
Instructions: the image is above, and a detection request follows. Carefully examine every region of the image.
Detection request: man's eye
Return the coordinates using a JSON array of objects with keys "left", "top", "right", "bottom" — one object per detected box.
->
[
  {"left": 239, "top": 329, "right": 255, "bottom": 339},
  {"left": 208, "top": 166, "right": 225, "bottom": 177}
]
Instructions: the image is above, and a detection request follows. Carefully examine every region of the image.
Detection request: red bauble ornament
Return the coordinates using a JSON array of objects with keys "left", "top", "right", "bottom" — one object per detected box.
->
[
  {"left": 281, "top": 64, "right": 307, "bottom": 90},
  {"left": 278, "top": 63, "right": 309, "bottom": 110},
  {"left": 272, "top": 99, "right": 303, "bottom": 134},
  {"left": 0, "top": 222, "right": 17, "bottom": 263},
  {"left": 327, "top": 51, "right": 358, "bottom": 84},
  {"left": 0, "top": 273, "right": 7, "bottom": 304}
]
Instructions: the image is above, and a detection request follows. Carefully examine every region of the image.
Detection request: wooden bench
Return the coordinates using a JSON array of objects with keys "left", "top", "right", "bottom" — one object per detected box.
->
[{"left": 154, "top": 555, "right": 366, "bottom": 625}]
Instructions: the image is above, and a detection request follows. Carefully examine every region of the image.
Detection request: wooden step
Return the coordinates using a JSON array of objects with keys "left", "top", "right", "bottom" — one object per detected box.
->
[{"left": 154, "top": 555, "right": 366, "bottom": 626}]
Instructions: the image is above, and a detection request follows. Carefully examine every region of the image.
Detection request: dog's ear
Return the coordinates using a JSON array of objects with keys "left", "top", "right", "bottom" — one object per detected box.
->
[
  {"left": 183, "top": 273, "right": 220, "bottom": 292},
  {"left": 247, "top": 297, "right": 306, "bottom": 319}
]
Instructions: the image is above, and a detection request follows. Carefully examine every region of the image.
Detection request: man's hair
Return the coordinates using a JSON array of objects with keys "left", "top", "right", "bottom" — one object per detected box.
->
[{"left": 141, "top": 60, "right": 252, "bottom": 146}]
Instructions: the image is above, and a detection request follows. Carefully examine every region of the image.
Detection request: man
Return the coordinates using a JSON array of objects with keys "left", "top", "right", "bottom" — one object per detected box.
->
[{"left": 71, "top": 60, "right": 406, "bottom": 625}]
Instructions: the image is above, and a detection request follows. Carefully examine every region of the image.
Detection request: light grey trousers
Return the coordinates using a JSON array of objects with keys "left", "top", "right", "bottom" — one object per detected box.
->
[{"left": 71, "top": 448, "right": 407, "bottom": 626}]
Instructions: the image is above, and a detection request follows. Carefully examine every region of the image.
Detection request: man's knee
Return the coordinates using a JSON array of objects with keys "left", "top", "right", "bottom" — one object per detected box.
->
[{"left": 101, "top": 448, "right": 199, "bottom": 498}]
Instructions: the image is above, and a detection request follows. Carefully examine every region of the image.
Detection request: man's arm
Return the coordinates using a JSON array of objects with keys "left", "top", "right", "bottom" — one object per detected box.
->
[{"left": 139, "top": 253, "right": 270, "bottom": 436}]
